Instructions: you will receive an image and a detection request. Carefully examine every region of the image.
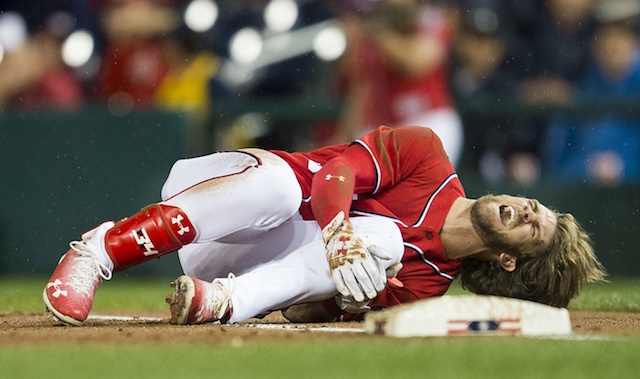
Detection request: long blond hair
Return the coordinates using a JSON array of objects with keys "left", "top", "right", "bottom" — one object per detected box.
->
[{"left": 458, "top": 212, "right": 607, "bottom": 307}]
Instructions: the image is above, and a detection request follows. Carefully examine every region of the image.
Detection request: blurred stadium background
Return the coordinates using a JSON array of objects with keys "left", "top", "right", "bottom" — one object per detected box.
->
[{"left": 0, "top": 0, "right": 639, "bottom": 279}]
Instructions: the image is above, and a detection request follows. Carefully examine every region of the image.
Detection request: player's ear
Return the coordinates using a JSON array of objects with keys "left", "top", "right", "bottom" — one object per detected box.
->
[{"left": 498, "top": 252, "right": 516, "bottom": 272}]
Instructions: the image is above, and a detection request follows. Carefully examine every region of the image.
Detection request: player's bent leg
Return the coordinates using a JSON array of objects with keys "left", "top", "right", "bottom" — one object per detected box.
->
[
  {"left": 228, "top": 216, "right": 404, "bottom": 323},
  {"left": 45, "top": 150, "right": 299, "bottom": 326},
  {"left": 161, "top": 149, "right": 302, "bottom": 242},
  {"left": 44, "top": 204, "right": 196, "bottom": 325},
  {"left": 171, "top": 216, "right": 403, "bottom": 324}
]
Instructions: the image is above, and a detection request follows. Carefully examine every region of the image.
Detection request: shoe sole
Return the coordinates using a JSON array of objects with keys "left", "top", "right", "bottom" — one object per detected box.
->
[
  {"left": 166, "top": 275, "right": 195, "bottom": 325},
  {"left": 42, "top": 289, "right": 83, "bottom": 326}
]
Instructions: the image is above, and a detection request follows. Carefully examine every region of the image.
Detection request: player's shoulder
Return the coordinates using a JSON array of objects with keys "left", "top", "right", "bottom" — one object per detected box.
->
[
  {"left": 358, "top": 125, "right": 443, "bottom": 153},
  {"left": 385, "top": 126, "right": 451, "bottom": 166},
  {"left": 386, "top": 125, "right": 441, "bottom": 147},
  {"left": 394, "top": 125, "right": 438, "bottom": 137},
  {"left": 365, "top": 124, "right": 436, "bottom": 138}
]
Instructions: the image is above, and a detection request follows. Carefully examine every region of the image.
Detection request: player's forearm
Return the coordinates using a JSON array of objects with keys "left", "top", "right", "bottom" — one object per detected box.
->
[
  {"left": 310, "top": 157, "right": 356, "bottom": 229},
  {"left": 311, "top": 144, "right": 377, "bottom": 228}
]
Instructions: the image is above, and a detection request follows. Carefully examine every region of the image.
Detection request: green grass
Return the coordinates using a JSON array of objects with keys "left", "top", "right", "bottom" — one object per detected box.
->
[
  {"left": 446, "top": 277, "right": 640, "bottom": 312},
  {"left": 0, "top": 276, "right": 640, "bottom": 312},
  {"left": 2, "top": 338, "right": 640, "bottom": 379},
  {"left": 0, "top": 276, "right": 173, "bottom": 312},
  {"left": 567, "top": 278, "right": 640, "bottom": 312},
  {"left": 2, "top": 276, "right": 639, "bottom": 379},
  {"left": 4, "top": 276, "right": 639, "bottom": 313}
]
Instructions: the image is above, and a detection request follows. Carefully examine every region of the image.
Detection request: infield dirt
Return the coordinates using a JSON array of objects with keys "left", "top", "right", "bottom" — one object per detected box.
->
[{"left": 1, "top": 310, "right": 638, "bottom": 346}]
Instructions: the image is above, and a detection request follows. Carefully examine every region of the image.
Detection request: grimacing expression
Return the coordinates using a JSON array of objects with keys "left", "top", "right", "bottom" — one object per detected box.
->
[{"left": 470, "top": 194, "right": 558, "bottom": 256}]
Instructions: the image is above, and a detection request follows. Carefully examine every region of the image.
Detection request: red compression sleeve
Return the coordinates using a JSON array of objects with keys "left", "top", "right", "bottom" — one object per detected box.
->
[{"left": 310, "top": 144, "right": 377, "bottom": 229}]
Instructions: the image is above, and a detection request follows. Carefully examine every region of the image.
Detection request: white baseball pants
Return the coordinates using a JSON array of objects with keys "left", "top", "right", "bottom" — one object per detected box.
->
[{"left": 160, "top": 149, "right": 404, "bottom": 323}]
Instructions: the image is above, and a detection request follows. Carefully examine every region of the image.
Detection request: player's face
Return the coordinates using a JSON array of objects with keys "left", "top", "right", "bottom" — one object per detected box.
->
[{"left": 470, "top": 194, "right": 558, "bottom": 256}]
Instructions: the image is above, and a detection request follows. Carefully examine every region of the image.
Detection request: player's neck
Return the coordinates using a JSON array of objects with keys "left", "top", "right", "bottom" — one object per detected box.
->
[{"left": 440, "top": 198, "right": 487, "bottom": 259}]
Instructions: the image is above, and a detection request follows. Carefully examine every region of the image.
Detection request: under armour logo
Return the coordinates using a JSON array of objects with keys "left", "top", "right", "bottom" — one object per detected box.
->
[
  {"left": 325, "top": 174, "right": 346, "bottom": 182},
  {"left": 172, "top": 214, "right": 190, "bottom": 236},
  {"left": 47, "top": 279, "right": 68, "bottom": 298}
]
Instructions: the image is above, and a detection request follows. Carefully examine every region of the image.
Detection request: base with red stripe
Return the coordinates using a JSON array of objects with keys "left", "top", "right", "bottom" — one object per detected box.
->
[
  {"left": 364, "top": 295, "right": 571, "bottom": 337},
  {"left": 447, "top": 319, "right": 521, "bottom": 335}
]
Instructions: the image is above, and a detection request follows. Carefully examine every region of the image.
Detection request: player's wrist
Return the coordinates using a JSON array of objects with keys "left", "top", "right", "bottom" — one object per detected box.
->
[{"left": 321, "top": 211, "right": 348, "bottom": 244}]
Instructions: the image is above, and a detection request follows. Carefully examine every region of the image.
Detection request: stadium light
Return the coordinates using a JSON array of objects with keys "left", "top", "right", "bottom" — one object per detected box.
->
[
  {"left": 229, "top": 27, "right": 263, "bottom": 65},
  {"left": 220, "top": 20, "right": 345, "bottom": 86},
  {"left": 61, "top": 30, "right": 94, "bottom": 68},
  {"left": 313, "top": 25, "right": 346, "bottom": 61},
  {"left": 184, "top": 0, "right": 218, "bottom": 33},
  {"left": 264, "top": 0, "right": 298, "bottom": 33},
  {"left": 0, "top": 12, "right": 28, "bottom": 53}
]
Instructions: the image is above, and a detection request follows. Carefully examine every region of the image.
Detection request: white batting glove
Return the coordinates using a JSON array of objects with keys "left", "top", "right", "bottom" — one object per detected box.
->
[
  {"left": 322, "top": 211, "right": 391, "bottom": 302},
  {"left": 336, "top": 260, "right": 404, "bottom": 313},
  {"left": 335, "top": 262, "right": 404, "bottom": 313}
]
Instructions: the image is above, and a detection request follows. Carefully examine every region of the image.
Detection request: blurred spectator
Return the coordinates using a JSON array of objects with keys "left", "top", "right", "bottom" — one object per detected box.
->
[
  {"left": 0, "top": 11, "right": 84, "bottom": 110},
  {"left": 332, "top": 0, "right": 463, "bottom": 167},
  {"left": 155, "top": 25, "right": 221, "bottom": 156},
  {"left": 519, "top": 0, "right": 597, "bottom": 104},
  {"left": 542, "top": 7, "right": 640, "bottom": 186},
  {"left": 94, "top": 0, "right": 179, "bottom": 112},
  {"left": 459, "top": 0, "right": 598, "bottom": 185},
  {"left": 450, "top": 0, "right": 540, "bottom": 185}
]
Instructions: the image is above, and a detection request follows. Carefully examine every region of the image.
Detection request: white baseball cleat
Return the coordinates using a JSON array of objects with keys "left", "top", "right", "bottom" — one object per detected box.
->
[
  {"left": 43, "top": 222, "right": 114, "bottom": 326},
  {"left": 43, "top": 242, "right": 113, "bottom": 325},
  {"left": 166, "top": 274, "right": 234, "bottom": 325}
]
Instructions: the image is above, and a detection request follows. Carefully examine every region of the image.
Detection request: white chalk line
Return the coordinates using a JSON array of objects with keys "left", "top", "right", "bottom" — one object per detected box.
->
[
  {"left": 89, "top": 315, "right": 164, "bottom": 322},
  {"left": 239, "top": 323, "right": 365, "bottom": 333},
  {"left": 87, "top": 314, "right": 364, "bottom": 333}
]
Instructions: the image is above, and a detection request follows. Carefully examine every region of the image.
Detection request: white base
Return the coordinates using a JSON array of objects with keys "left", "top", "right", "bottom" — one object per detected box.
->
[{"left": 364, "top": 295, "right": 572, "bottom": 337}]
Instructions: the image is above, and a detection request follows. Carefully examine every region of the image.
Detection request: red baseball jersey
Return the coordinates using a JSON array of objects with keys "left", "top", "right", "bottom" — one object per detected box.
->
[{"left": 272, "top": 125, "right": 465, "bottom": 313}]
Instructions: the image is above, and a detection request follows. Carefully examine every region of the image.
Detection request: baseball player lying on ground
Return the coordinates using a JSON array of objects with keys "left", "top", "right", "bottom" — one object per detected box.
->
[{"left": 43, "top": 125, "right": 606, "bottom": 326}]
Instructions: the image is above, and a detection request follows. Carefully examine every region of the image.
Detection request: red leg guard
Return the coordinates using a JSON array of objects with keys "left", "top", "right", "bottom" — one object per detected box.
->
[{"left": 105, "top": 204, "right": 197, "bottom": 271}]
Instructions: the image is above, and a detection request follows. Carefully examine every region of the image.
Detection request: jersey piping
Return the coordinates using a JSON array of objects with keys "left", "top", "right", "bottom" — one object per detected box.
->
[
  {"left": 404, "top": 242, "right": 455, "bottom": 281},
  {"left": 412, "top": 173, "right": 458, "bottom": 227},
  {"left": 352, "top": 139, "right": 382, "bottom": 194}
]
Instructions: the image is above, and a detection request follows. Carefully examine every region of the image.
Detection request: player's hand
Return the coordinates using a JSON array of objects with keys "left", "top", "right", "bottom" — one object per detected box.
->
[
  {"left": 385, "top": 261, "right": 404, "bottom": 288},
  {"left": 336, "top": 294, "right": 371, "bottom": 314},
  {"left": 322, "top": 212, "right": 391, "bottom": 302},
  {"left": 336, "top": 260, "right": 404, "bottom": 313}
]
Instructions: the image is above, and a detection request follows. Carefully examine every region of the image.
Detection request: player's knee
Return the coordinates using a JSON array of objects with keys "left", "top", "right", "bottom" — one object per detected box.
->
[
  {"left": 251, "top": 157, "right": 302, "bottom": 220},
  {"left": 161, "top": 158, "right": 190, "bottom": 200},
  {"left": 265, "top": 179, "right": 302, "bottom": 219},
  {"left": 351, "top": 217, "right": 404, "bottom": 265}
]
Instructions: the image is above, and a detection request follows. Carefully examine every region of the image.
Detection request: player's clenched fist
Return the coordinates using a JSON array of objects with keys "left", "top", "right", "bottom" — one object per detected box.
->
[{"left": 322, "top": 211, "right": 391, "bottom": 302}]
